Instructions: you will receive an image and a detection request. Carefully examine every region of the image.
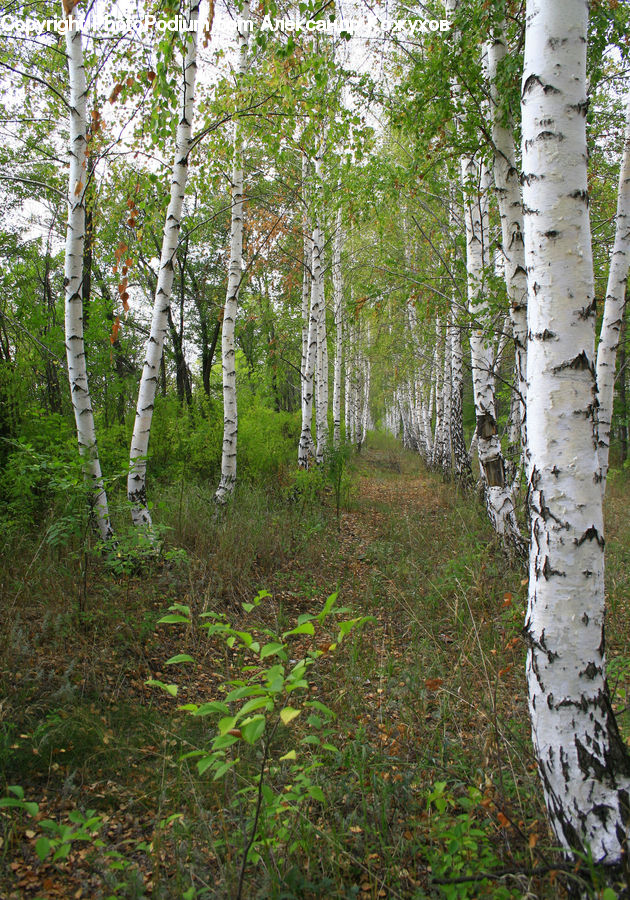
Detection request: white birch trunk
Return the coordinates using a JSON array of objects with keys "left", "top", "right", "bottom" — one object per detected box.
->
[
  {"left": 431, "top": 317, "right": 444, "bottom": 469},
  {"left": 332, "top": 204, "right": 343, "bottom": 447},
  {"left": 450, "top": 305, "right": 472, "bottom": 484},
  {"left": 441, "top": 316, "right": 452, "bottom": 475},
  {"left": 215, "top": 4, "right": 250, "bottom": 504},
  {"left": 298, "top": 226, "right": 321, "bottom": 466},
  {"left": 522, "top": 0, "right": 630, "bottom": 863},
  {"left": 487, "top": 30, "right": 529, "bottom": 459},
  {"left": 128, "top": 0, "right": 200, "bottom": 526},
  {"left": 62, "top": 6, "right": 112, "bottom": 541},
  {"left": 463, "top": 157, "right": 525, "bottom": 556},
  {"left": 344, "top": 322, "right": 353, "bottom": 441},
  {"left": 300, "top": 153, "right": 312, "bottom": 408},
  {"left": 596, "top": 99, "right": 630, "bottom": 493}
]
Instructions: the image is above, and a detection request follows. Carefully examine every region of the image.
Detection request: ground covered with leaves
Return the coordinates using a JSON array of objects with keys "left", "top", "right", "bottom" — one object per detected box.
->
[{"left": 1, "top": 438, "right": 629, "bottom": 898}]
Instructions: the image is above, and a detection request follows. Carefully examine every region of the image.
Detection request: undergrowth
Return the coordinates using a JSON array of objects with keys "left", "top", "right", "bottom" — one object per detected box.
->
[{"left": 1, "top": 436, "right": 629, "bottom": 898}]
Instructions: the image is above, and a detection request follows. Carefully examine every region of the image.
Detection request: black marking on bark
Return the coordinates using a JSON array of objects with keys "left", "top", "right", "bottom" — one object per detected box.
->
[
  {"left": 542, "top": 557, "right": 566, "bottom": 580},
  {"left": 582, "top": 612, "right": 590, "bottom": 626},
  {"left": 581, "top": 662, "right": 602, "bottom": 680},
  {"left": 550, "top": 466, "right": 560, "bottom": 478},
  {"left": 531, "top": 329, "right": 557, "bottom": 341},
  {"left": 569, "top": 100, "right": 589, "bottom": 117},
  {"left": 552, "top": 351, "right": 593, "bottom": 374},
  {"left": 575, "top": 525, "right": 605, "bottom": 549},
  {"left": 544, "top": 230, "right": 560, "bottom": 240},
  {"left": 522, "top": 74, "right": 560, "bottom": 96},
  {"left": 578, "top": 298, "right": 597, "bottom": 320}
]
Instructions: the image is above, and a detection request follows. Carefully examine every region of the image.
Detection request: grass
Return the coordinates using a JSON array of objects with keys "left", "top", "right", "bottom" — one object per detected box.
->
[{"left": 0, "top": 439, "right": 629, "bottom": 898}]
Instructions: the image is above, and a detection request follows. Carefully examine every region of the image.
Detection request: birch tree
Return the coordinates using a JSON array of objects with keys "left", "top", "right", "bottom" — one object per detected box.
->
[
  {"left": 127, "top": 0, "right": 201, "bottom": 527},
  {"left": 62, "top": 0, "right": 112, "bottom": 541},
  {"left": 332, "top": 203, "right": 343, "bottom": 447},
  {"left": 522, "top": 0, "right": 630, "bottom": 863},
  {"left": 215, "top": 3, "right": 250, "bottom": 504},
  {"left": 596, "top": 99, "right": 630, "bottom": 493},
  {"left": 486, "top": 25, "right": 528, "bottom": 461}
]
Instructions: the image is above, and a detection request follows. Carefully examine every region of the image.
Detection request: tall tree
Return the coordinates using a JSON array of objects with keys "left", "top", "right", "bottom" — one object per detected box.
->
[
  {"left": 61, "top": 0, "right": 112, "bottom": 541},
  {"left": 522, "top": 0, "right": 630, "bottom": 863},
  {"left": 595, "top": 99, "right": 630, "bottom": 492},
  {"left": 127, "top": 0, "right": 201, "bottom": 527},
  {"left": 215, "top": 2, "right": 250, "bottom": 504}
]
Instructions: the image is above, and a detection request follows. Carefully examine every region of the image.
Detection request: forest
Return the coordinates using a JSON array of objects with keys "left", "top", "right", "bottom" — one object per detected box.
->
[{"left": 1, "top": 0, "right": 630, "bottom": 896}]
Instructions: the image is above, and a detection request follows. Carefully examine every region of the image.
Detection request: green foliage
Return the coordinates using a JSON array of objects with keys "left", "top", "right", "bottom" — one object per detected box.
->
[
  {"left": 148, "top": 590, "right": 373, "bottom": 894},
  {"left": 424, "top": 783, "right": 514, "bottom": 899}
]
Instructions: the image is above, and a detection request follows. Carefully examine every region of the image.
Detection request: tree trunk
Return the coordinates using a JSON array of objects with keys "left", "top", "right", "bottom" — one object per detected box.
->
[
  {"left": 486, "top": 29, "right": 528, "bottom": 459},
  {"left": 62, "top": 5, "right": 112, "bottom": 541},
  {"left": 127, "top": 0, "right": 201, "bottom": 526},
  {"left": 462, "top": 156, "right": 525, "bottom": 556},
  {"left": 618, "top": 317, "right": 628, "bottom": 465},
  {"left": 595, "top": 99, "right": 630, "bottom": 493},
  {"left": 215, "top": 3, "right": 249, "bottom": 504},
  {"left": 522, "top": 0, "right": 630, "bottom": 863},
  {"left": 332, "top": 203, "right": 343, "bottom": 447}
]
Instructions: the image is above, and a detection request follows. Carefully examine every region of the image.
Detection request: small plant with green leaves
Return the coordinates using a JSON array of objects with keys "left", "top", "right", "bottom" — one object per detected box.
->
[
  {"left": 424, "top": 782, "right": 514, "bottom": 900},
  {"left": 323, "top": 442, "right": 354, "bottom": 520},
  {"left": 147, "top": 589, "right": 374, "bottom": 899}
]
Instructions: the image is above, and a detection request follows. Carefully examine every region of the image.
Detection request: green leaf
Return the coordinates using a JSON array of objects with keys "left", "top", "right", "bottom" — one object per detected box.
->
[
  {"left": 308, "top": 786, "right": 325, "bottom": 802},
  {"left": 157, "top": 614, "right": 190, "bottom": 624},
  {"left": 260, "top": 642, "right": 284, "bottom": 660},
  {"left": 240, "top": 716, "right": 266, "bottom": 744},
  {"left": 213, "top": 759, "right": 238, "bottom": 780},
  {"left": 225, "top": 685, "right": 264, "bottom": 702},
  {"left": 193, "top": 701, "right": 229, "bottom": 716},
  {"left": 165, "top": 654, "right": 194, "bottom": 665},
  {"left": 317, "top": 592, "right": 338, "bottom": 622},
  {"left": 218, "top": 716, "right": 238, "bottom": 735},
  {"left": 145, "top": 679, "right": 178, "bottom": 697},
  {"left": 279, "top": 749, "right": 297, "bottom": 761},
  {"left": 197, "top": 755, "right": 217, "bottom": 776},
  {"left": 240, "top": 696, "right": 273, "bottom": 717},
  {"left": 280, "top": 707, "right": 301, "bottom": 726},
  {"left": 7, "top": 785, "right": 24, "bottom": 799},
  {"left": 35, "top": 836, "right": 51, "bottom": 861},
  {"left": 283, "top": 621, "right": 315, "bottom": 638},
  {"left": 211, "top": 734, "right": 239, "bottom": 750}
]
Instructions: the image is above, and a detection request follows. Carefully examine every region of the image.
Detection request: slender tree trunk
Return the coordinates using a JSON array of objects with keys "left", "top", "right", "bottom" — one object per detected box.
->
[
  {"left": 487, "top": 30, "right": 528, "bottom": 459},
  {"left": 618, "top": 317, "right": 628, "bottom": 464},
  {"left": 462, "top": 157, "right": 525, "bottom": 556},
  {"left": 332, "top": 203, "right": 343, "bottom": 447},
  {"left": 62, "top": 5, "right": 112, "bottom": 541},
  {"left": 127, "top": 0, "right": 201, "bottom": 526},
  {"left": 215, "top": 4, "right": 249, "bottom": 504},
  {"left": 522, "top": 0, "right": 630, "bottom": 863},
  {"left": 298, "top": 221, "right": 320, "bottom": 467},
  {"left": 301, "top": 152, "right": 312, "bottom": 409},
  {"left": 596, "top": 99, "right": 630, "bottom": 493}
]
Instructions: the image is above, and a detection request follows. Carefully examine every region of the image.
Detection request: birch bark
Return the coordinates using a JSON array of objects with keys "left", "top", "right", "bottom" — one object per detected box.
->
[
  {"left": 522, "top": 0, "right": 630, "bottom": 862},
  {"left": 487, "top": 29, "right": 528, "bottom": 462},
  {"left": 332, "top": 203, "right": 343, "bottom": 447},
  {"left": 596, "top": 100, "right": 630, "bottom": 493},
  {"left": 62, "top": 5, "right": 112, "bottom": 541},
  {"left": 215, "top": 3, "right": 250, "bottom": 504},
  {"left": 127, "top": 0, "right": 201, "bottom": 525},
  {"left": 463, "top": 158, "right": 525, "bottom": 556}
]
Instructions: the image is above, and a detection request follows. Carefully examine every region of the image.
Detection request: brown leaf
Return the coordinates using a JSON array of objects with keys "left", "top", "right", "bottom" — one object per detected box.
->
[
  {"left": 74, "top": 180, "right": 83, "bottom": 196},
  {"left": 424, "top": 678, "right": 443, "bottom": 691}
]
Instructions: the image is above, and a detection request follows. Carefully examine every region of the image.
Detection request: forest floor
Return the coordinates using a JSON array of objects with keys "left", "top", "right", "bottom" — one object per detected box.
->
[{"left": 1, "top": 439, "right": 630, "bottom": 899}]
